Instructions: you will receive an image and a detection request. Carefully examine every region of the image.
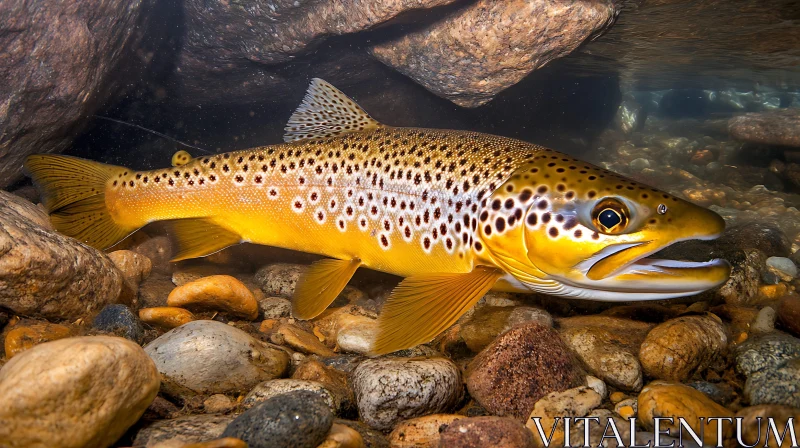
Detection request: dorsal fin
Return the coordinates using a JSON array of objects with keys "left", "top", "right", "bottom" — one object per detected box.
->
[{"left": 284, "top": 78, "right": 381, "bottom": 143}]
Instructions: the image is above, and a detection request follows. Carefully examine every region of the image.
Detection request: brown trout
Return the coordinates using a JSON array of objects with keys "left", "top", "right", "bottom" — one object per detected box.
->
[{"left": 25, "top": 79, "right": 730, "bottom": 354}]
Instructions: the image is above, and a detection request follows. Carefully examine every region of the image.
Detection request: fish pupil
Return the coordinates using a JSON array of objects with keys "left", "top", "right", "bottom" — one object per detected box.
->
[{"left": 599, "top": 209, "right": 621, "bottom": 229}]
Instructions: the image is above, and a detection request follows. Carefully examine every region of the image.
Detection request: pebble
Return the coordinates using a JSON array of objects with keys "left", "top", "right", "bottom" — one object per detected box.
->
[
  {"left": 222, "top": 390, "right": 334, "bottom": 448},
  {"left": 766, "top": 256, "right": 797, "bottom": 280},
  {"left": 777, "top": 295, "right": 800, "bottom": 337},
  {"left": 130, "top": 234, "right": 174, "bottom": 274},
  {"left": 460, "top": 306, "right": 552, "bottom": 352},
  {"left": 254, "top": 263, "right": 306, "bottom": 297},
  {"left": 566, "top": 409, "right": 631, "bottom": 448},
  {"left": 735, "top": 404, "right": 800, "bottom": 448},
  {"left": 271, "top": 322, "right": 336, "bottom": 357},
  {"left": 614, "top": 398, "right": 638, "bottom": 418},
  {"left": 751, "top": 306, "right": 777, "bottom": 334},
  {"left": 585, "top": 375, "right": 607, "bottom": 399},
  {"left": 336, "top": 419, "right": 390, "bottom": 448},
  {"left": 292, "top": 359, "right": 354, "bottom": 416},
  {"left": 638, "top": 314, "right": 726, "bottom": 382},
  {"left": 107, "top": 249, "right": 152, "bottom": 304},
  {"left": 629, "top": 157, "right": 651, "bottom": 171},
  {"left": 735, "top": 331, "right": 800, "bottom": 375},
  {"left": 3, "top": 322, "right": 71, "bottom": 358},
  {"left": 336, "top": 317, "right": 379, "bottom": 355},
  {"left": 743, "top": 356, "right": 800, "bottom": 407},
  {"left": 388, "top": 414, "right": 462, "bottom": 448},
  {"left": 560, "top": 324, "right": 643, "bottom": 391},
  {"left": 242, "top": 379, "right": 341, "bottom": 414},
  {"left": 717, "top": 248, "right": 768, "bottom": 306},
  {"left": 204, "top": 394, "right": 236, "bottom": 414},
  {"left": 351, "top": 357, "right": 463, "bottom": 430},
  {"left": 139, "top": 306, "right": 195, "bottom": 330},
  {"left": 167, "top": 275, "right": 259, "bottom": 321},
  {"left": 0, "top": 336, "right": 160, "bottom": 447},
  {"left": 526, "top": 386, "right": 602, "bottom": 447},
  {"left": 317, "top": 423, "right": 365, "bottom": 448},
  {"left": 686, "top": 381, "right": 735, "bottom": 407},
  {"left": 609, "top": 391, "right": 627, "bottom": 403},
  {"left": 440, "top": 416, "right": 533, "bottom": 448},
  {"left": 144, "top": 320, "right": 289, "bottom": 398},
  {"left": 637, "top": 381, "right": 733, "bottom": 446},
  {"left": 257, "top": 296, "right": 292, "bottom": 319},
  {"left": 133, "top": 415, "right": 235, "bottom": 447},
  {"left": 181, "top": 438, "right": 248, "bottom": 448},
  {"left": 91, "top": 304, "right": 144, "bottom": 343},
  {"left": 466, "top": 322, "right": 584, "bottom": 420}
]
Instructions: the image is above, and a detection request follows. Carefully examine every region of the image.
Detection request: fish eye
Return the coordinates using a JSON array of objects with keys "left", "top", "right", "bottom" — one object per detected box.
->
[{"left": 591, "top": 198, "right": 629, "bottom": 234}]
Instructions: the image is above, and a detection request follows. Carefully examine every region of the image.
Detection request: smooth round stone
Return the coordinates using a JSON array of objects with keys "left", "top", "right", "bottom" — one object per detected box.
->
[
  {"left": 0, "top": 336, "right": 160, "bottom": 447},
  {"left": 735, "top": 404, "right": 800, "bottom": 448},
  {"left": 585, "top": 375, "right": 607, "bottom": 399},
  {"left": 766, "top": 256, "right": 798, "bottom": 281},
  {"left": 167, "top": 275, "right": 259, "bottom": 321},
  {"left": 629, "top": 158, "right": 651, "bottom": 171},
  {"left": 460, "top": 306, "right": 552, "bottom": 352},
  {"left": 352, "top": 357, "right": 463, "bottom": 430},
  {"left": 92, "top": 304, "right": 144, "bottom": 343},
  {"left": 204, "top": 394, "right": 236, "bottom": 414},
  {"left": 292, "top": 359, "right": 355, "bottom": 415},
  {"left": 271, "top": 323, "right": 335, "bottom": 357},
  {"left": 440, "top": 416, "right": 532, "bottom": 448},
  {"left": 144, "top": 320, "right": 289, "bottom": 398},
  {"left": 107, "top": 249, "right": 152, "bottom": 304},
  {"left": 638, "top": 314, "right": 726, "bottom": 382},
  {"left": 139, "top": 307, "right": 195, "bottom": 330},
  {"left": 257, "top": 296, "right": 291, "bottom": 319},
  {"left": 254, "top": 263, "right": 307, "bottom": 298},
  {"left": 336, "top": 317, "right": 379, "bottom": 355},
  {"left": 388, "top": 414, "right": 462, "bottom": 447},
  {"left": 133, "top": 415, "right": 235, "bottom": 447},
  {"left": 242, "top": 379, "right": 341, "bottom": 414},
  {"left": 751, "top": 306, "right": 777, "bottom": 334},
  {"left": 316, "top": 423, "right": 364, "bottom": 448},
  {"left": 560, "top": 325, "right": 643, "bottom": 391},
  {"left": 181, "top": 438, "right": 248, "bottom": 448},
  {"left": 777, "top": 295, "right": 800, "bottom": 337},
  {"left": 466, "top": 322, "right": 584, "bottom": 420},
  {"left": 4, "top": 322, "right": 71, "bottom": 358},
  {"left": 222, "top": 390, "right": 334, "bottom": 448}
]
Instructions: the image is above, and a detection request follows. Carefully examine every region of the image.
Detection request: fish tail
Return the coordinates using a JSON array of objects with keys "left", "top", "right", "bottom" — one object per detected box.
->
[{"left": 24, "top": 154, "right": 137, "bottom": 250}]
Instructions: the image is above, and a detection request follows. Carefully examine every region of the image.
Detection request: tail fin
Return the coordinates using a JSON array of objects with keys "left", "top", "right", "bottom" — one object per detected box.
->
[{"left": 24, "top": 154, "right": 137, "bottom": 250}]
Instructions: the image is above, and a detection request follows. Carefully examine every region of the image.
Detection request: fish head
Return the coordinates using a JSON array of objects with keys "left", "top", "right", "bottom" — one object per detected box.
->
[{"left": 478, "top": 152, "right": 730, "bottom": 301}]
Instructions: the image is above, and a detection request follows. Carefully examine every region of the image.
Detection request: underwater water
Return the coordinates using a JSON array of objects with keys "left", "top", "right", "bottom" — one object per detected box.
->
[{"left": 1, "top": 0, "right": 800, "bottom": 447}]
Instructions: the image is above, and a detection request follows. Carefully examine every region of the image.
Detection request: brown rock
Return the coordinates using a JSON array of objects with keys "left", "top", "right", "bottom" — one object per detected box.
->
[
  {"left": 129, "top": 234, "right": 174, "bottom": 275},
  {"left": 107, "top": 250, "right": 152, "bottom": 305},
  {"left": 0, "top": 336, "right": 160, "bottom": 448},
  {"left": 292, "top": 359, "right": 354, "bottom": 414},
  {"left": 132, "top": 415, "right": 235, "bottom": 447},
  {"left": 777, "top": 295, "right": 800, "bottom": 337},
  {"left": 526, "top": 386, "right": 602, "bottom": 448},
  {"left": 4, "top": 323, "right": 71, "bottom": 358},
  {"left": 139, "top": 307, "right": 195, "bottom": 330},
  {"left": 729, "top": 108, "right": 800, "bottom": 147},
  {"left": 0, "top": 191, "right": 122, "bottom": 321},
  {"left": 735, "top": 404, "right": 800, "bottom": 448},
  {"left": 439, "top": 416, "right": 533, "bottom": 448},
  {"left": 183, "top": 438, "right": 248, "bottom": 448},
  {"left": 460, "top": 306, "right": 552, "bottom": 352},
  {"left": 167, "top": 275, "right": 259, "bottom": 320},
  {"left": 638, "top": 314, "right": 727, "bottom": 382},
  {"left": 318, "top": 423, "right": 366, "bottom": 448},
  {"left": 272, "top": 322, "right": 336, "bottom": 357},
  {"left": 466, "top": 322, "right": 584, "bottom": 420},
  {"left": 637, "top": 381, "right": 733, "bottom": 446},
  {"left": 203, "top": 394, "right": 235, "bottom": 414},
  {"left": 0, "top": 0, "right": 152, "bottom": 188},
  {"left": 370, "top": 0, "right": 617, "bottom": 107},
  {"left": 388, "top": 414, "right": 462, "bottom": 448}
]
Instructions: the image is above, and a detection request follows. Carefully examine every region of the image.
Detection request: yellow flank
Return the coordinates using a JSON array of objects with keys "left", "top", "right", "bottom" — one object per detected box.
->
[{"left": 24, "top": 78, "right": 731, "bottom": 355}]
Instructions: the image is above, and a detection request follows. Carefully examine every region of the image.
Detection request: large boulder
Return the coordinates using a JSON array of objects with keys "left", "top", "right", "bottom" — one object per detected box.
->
[
  {"left": 729, "top": 108, "right": 800, "bottom": 147},
  {"left": 0, "top": 191, "right": 123, "bottom": 321},
  {"left": 0, "top": 0, "right": 153, "bottom": 188}
]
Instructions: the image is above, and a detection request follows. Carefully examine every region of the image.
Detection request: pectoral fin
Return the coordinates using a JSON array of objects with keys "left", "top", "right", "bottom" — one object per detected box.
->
[
  {"left": 292, "top": 258, "right": 361, "bottom": 319},
  {"left": 165, "top": 218, "right": 242, "bottom": 262},
  {"left": 371, "top": 266, "right": 503, "bottom": 355}
]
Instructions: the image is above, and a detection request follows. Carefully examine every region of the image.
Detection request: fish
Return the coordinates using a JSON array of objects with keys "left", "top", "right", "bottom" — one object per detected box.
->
[{"left": 24, "top": 78, "right": 731, "bottom": 355}]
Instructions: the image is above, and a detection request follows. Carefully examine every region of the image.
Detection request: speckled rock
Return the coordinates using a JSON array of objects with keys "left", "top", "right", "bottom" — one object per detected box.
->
[
  {"left": 526, "top": 386, "right": 602, "bottom": 447},
  {"left": 258, "top": 296, "right": 292, "bottom": 319},
  {"left": 222, "top": 390, "right": 334, "bottom": 448},
  {"left": 440, "top": 416, "right": 533, "bottom": 448},
  {"left": 144, "top": 320, "right": 289, "bottom": 398},
  {"left": 255, "top": 263, "right": 307, "bottom": 298},
  {"left": 736, "top": 332, "right": 800, "bottom": 376},
  {"left": 729, "top": 108, "right": 800, "bottom": 147},
  {"left": 466, "top": 323, "right": 584, "bottom": 420},
  {"left": 686, "top": 381, "right": 735, "bottom": 407},
  {"left": 3, "top": 322, "right": 71, "bottom": 358},
  {"left": 242, "top": 379, "right": 342, "bottom": 414},
  {"left": 388, "top": 414, "right": 462, "bottom": 448},
  {"left": 351, "top": 357, "right": 463, "bottom": 430},
  {"left": 370, "top": 0, "right": 617, "bottom": 107},
  {"left": 272, "top": 323, "right": 336, "bottom": 357},
  {"left": 92, "top": 304, "right": 144, "bottom": 343},
  {"left": 460, "top": 306, "right": 552, "bottom": 352},
  {"left": 560, "top": 322, "right": 644, "bottom": 391},
  {"left": 107, "top": 250, "right": 152, "bottom": 305},
  {"left": 638, "top": 314, "right": 727, "bottom": 382},
  {"left": 0, "top": 191, "right": 122, "bottom": 321},
  {"left": 167, "top": 275, "right": 259, "bottom": 321},
  {"left": 718, "top": 249, "right": 769, "bottom": 306},
  {"left": 743, "top": 356, "right": 800, "bottom": 407},
  {"left": 778, "top": 295, "right": 800, "bottom": 337},
  {"left": 133, "top": 415, "right": 235, "bottom": 447},
  {"left": 735, "top": 404, "right": 800, "bottom": 448},
  {"left": 0, "top": 336, "right": 160, "bottom": 448},
  {"left": 0, "top": 0, "right": 151, "bottom": 188},
  {"left": 637, "top": 381, "right": 733, "bottom": 445},
  {"left": 139, "top": 307, "right": 195, "bottom": 330}
]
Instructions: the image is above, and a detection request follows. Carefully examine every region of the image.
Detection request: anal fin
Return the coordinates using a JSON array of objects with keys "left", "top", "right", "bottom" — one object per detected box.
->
[
  {"left": 372, "top": 266, "right": 503, "bottom": 356},
  {"left": 165, "top": 218, "right": 242, "bottom": 262},
  {"left": 292, "top": 258, "right": 361, "bottom": 319}
]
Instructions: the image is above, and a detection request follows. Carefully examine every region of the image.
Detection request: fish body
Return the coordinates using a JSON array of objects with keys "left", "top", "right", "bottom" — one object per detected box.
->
[{"left": 25, "top": 79, "right": 731, "bottom": 354}]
